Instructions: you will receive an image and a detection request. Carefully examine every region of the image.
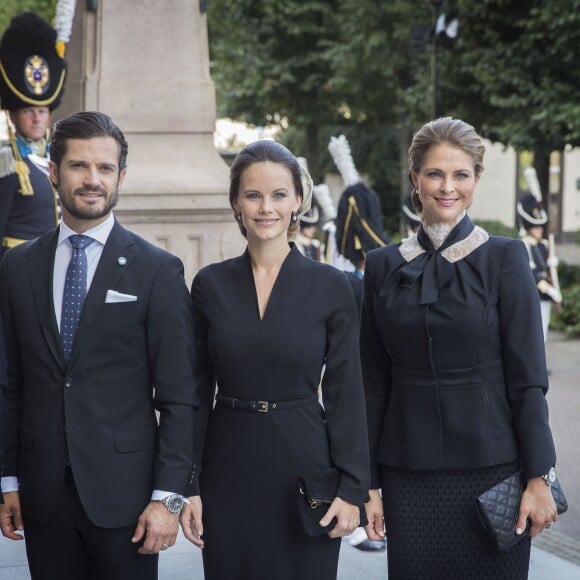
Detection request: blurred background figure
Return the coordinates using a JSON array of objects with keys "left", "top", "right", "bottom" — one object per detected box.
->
[
  {"left": 295, "top": 201, "right": 321, "bottom": 261},
  {"left": 517, "top": 191, "right": 562, "bottom": 342},
  {"left": 0, "top": 9, "right": 71, "bottom": 256},
  {"left": 329, "top": 135, "right": 389, "bottom": 552},
  {"left": 401, "top": 190, "right": 422, "bottom": 238}
]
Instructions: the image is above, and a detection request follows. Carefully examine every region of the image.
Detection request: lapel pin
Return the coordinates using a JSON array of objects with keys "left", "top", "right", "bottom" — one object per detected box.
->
[{"left": 118, "top": 256, "right": 127, "bottom": 266}]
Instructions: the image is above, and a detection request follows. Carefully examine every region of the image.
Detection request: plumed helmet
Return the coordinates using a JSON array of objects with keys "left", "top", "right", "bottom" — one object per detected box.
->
[
  {"left": 517, "top": 192, "right": 548, "bottom": 230},
  {"left": 0, "top": 12, "right": 67, "bottom": 111},
  {"left": 335, "top": 182, "right": 390, "bottom": 264},
  {"left": 300, "top": 200, "right": 320, "bottom": 228}
]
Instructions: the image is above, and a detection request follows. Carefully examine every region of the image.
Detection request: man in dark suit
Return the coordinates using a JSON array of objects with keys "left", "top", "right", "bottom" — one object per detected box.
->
[{"left": 0, "top": 111, "right": 199, "bottom": 579}]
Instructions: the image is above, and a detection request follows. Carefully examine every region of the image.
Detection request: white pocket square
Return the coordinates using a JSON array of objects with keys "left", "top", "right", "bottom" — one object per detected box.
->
[{"left": 105, "top": 290, "right": 138, "bottom": 303}]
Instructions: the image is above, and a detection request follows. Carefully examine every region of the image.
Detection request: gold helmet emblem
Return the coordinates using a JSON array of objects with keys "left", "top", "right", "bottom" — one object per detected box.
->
[{"left": 24, "top": 55, "right": 50, "bottom": 96}]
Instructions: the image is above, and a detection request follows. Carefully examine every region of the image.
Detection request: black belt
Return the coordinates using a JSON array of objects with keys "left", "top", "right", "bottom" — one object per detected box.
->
[{"left": 215, "top": 394, "right": 318, "bottom": 413}]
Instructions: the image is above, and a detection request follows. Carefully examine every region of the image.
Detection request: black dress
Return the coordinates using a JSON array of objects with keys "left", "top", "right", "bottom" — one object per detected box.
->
[
  {"left": 191, "top": 244, "right": 369, "bottom": 580},
  {"left": 360, "top": 215, "right": 557, "bottom": 579}
]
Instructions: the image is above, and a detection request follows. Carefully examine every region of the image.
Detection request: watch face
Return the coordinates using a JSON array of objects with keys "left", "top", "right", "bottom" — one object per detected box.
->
[
  {"left": 164, "top": 495, "right": 184, "bottom": 513},
  {"left": 548, "top": 467, "right": 556, "bottom": 484}
]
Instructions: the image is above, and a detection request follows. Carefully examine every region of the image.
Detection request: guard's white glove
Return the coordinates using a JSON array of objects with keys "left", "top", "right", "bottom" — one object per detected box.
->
[{"left": 538, "top": 279, "right": 562, "bottom": 303}]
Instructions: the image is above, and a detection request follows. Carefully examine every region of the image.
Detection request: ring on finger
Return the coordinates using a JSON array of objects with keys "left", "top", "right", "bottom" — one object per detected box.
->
[
  {"left": 161, "top": 543, "right": 169, "bottom": 549},
  {"left": 544, "top": 523, "right": 552, "bottom": 530}
]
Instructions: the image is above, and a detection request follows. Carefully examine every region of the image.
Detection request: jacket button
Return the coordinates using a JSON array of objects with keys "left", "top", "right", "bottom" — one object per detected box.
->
[{"left": 64, "top": 378, "right": 72, "bottom": 388}]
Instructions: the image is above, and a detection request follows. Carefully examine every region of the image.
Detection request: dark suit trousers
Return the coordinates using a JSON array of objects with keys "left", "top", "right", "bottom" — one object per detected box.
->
[{"left": 23, "top": 469, "right": 158, "bottom": 580}]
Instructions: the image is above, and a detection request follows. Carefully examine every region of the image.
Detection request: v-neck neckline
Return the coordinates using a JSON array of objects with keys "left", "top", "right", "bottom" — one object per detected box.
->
[{"left": 246, "top": 245, "right": 295, "bottom": 322}]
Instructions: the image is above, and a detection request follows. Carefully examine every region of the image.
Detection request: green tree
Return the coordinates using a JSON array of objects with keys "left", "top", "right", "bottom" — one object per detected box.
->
[
  {"left": 0, "top": 0, "right": 57, "bottom": 35},
  {"left": 443, "top": 0, "right": 580, "bottom": 205},
  {"left": 208, "top": 0, "right": 343, "bottom": 181}
]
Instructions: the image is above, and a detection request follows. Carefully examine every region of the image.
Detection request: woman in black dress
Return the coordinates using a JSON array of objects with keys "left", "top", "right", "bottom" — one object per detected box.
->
[
  {"left": 361, "top": 118, "right": 559, "bottom": 579},
  {"left": 180, "top": 140, "right": 370, "bottom": 579}
]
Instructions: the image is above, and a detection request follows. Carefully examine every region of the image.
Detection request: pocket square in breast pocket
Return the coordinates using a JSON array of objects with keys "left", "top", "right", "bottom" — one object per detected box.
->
[{"left": 105, "top": 289, "right": 138, "bottom": 303}]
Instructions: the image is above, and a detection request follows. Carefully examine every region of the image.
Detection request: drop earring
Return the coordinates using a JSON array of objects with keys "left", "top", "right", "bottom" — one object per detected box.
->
[{"left": 291, "top": 211, "right": 298, "bottom": 223}]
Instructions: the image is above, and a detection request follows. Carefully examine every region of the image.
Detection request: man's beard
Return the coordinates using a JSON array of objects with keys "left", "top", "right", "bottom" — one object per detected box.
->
[{"left": 60, "top": 186, "right": 119, "bottom": 221}]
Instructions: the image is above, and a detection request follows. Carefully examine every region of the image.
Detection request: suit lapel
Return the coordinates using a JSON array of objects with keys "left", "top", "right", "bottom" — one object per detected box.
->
[
  {"left": 28, "top": 229, "right": 65, "bottom": 371},
  {"left": 67, "top": 221, "right": 136, "bottom": 367}
]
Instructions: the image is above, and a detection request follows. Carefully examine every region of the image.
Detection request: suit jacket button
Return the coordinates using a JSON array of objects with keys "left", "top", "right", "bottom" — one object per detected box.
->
[{"left": 64, "top": 378, "right": 72, "bottom": 388}]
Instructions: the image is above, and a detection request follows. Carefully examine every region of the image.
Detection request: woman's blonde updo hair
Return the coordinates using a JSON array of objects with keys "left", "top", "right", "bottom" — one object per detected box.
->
[
  {"left": 229, "top": 140, "right": 313, "bottom": 240},
  {"left": 408, "top": 117, "right": 485, "bottom": 213}
]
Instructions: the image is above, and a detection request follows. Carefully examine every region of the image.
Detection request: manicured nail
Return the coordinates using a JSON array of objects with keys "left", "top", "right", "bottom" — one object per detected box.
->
[{"left": 516, "top": 528, "right": 523, "bottom": 535}]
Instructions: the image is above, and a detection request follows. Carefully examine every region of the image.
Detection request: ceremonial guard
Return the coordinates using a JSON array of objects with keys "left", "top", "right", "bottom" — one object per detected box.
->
[
  {"left": 0, "top": 11, "right": 70, "bottom": 255},
  {"left": 517, "top": 191, "right": 562, "bottom": 342},
  {"left": 295, "top": 202, "right": 321, "bottom": 260},
  {"left": 329, "top": 135, "right": 389, "bottom": 551}
]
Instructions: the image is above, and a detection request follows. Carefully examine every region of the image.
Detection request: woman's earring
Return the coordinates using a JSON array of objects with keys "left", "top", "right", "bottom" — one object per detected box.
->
[
  {"left": 235, "top": 212, "right": 242, "bottom": 222},
  {"left": 291, "top": 211, "right": 298, "bottom": 223}
]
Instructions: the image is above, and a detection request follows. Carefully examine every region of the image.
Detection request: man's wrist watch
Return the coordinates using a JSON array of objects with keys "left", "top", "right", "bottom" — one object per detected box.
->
[
  {"left": 161, "top": 494, "right": 185, "bottom": 514},
  {"left": 541, "top": 467, "right": 557, "bottom": 486}
]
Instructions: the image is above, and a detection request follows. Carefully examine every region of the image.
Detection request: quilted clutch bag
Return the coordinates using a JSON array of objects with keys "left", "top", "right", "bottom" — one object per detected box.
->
[{"left": 476, "top": 470, "right": 568, "bottom": 551}]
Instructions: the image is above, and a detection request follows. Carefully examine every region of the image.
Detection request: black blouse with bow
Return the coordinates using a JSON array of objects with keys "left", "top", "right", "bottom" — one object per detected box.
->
[{"left": 360, "top": 215, "right": 556, "bottom": 487}]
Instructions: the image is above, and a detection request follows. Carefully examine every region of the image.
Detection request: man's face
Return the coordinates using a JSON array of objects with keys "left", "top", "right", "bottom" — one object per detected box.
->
[
  {"left": 49, "top": 136, "right": 127, "bottom": 233},
  {"left": 10, "top": 107, "right": 51, "bottom": 141}
]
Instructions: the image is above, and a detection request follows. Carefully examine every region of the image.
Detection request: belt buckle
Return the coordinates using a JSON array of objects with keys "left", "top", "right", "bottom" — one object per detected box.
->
[{"left": 257, "top": 400, "right": 269, "bottom": 413}]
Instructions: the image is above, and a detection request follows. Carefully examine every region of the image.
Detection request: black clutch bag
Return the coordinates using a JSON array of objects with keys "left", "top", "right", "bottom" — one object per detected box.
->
[
  {"left": 476, "top": 470, "right": 568, "bottom": 551},
  {"left": 297, "top": 467, "right": 368, "bottom": 537}
]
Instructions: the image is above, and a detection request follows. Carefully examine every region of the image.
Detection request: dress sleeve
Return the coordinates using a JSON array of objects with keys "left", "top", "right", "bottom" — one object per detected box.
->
[
  {"left": 360, "top": 250, "right": 392, "bottom": 488},
  {"left": 499, "top": 240, "right": 556, "bottom": 480},
  {"left": 320, "top": 271, "right": 370, "bottom": 505},
  {"left": 189, "top": 271, "right": 217, "bottom": 495},
  {"left": 0, "top": 174, "right": 16, "bottom": 244}
]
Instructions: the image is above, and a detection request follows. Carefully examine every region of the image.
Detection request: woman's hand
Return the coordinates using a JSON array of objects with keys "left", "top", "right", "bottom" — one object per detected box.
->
[
  {"left": 179, "top": 495, "right": 205, "bottom": 548},
  {"left": 517, "top": 477, "right": 557, "bottom": 537},
  {"left": 320, "top": 497, "right": 360, "bottom": 539},
  {"left": 364, "top": 489, "right": 385, "bottom": 540}
]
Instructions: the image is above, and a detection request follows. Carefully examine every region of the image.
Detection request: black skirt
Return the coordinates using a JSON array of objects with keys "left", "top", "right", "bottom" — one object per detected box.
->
[
  {"left": 200, "top": 404, "right": 341, "bottom": 580},
  {"left": 380, "top": 461, "right": 530, "bottom": 580}
]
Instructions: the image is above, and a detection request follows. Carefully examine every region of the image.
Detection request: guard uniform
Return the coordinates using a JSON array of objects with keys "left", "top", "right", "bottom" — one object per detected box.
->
[
  {"left": 517, "top": 192, "right": 561, "bottom": 341},
  {"left": 0, "top": 12, "right": 67, "bottom": 254}
]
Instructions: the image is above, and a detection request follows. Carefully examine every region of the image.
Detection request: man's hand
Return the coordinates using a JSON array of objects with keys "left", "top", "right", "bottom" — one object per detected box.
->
[
  {"left": 180, "top": 496, "right": 204, "bottom": 549},
  {"left": 0, "top": 492, "right": 24, "bottom": 540},
  {"left": 131, "top": 501, "right": 179, "bottom": 555}
]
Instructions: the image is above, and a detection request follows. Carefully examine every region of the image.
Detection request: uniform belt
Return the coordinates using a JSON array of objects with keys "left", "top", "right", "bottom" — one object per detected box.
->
[
  {"left": 2, "top": 235, "right": 28, "bottom": 248},
  {"left": 215, "top": 394, "right": 318, "bottom": 413}
]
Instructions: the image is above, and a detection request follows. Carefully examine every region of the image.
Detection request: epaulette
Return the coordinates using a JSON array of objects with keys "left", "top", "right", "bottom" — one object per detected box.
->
[{"left": 0, "top": 143, "right": 16, "bottom": 179}]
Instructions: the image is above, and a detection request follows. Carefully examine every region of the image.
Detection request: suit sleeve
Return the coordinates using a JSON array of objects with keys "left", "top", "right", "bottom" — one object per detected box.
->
[
  {"left": 0, "top": 251, "right": 23, "bottom": 482},
  {"left": 321, "top": 271, "right": 370, "bottom": 505},
  {"left": 499, "top": 240, "right": 556, "bottom": 480},
  {"left": 188, "top": 271, "right": 216, "bottom": 495},
  {"left": 360, "top": 250, "right": 392, "bottom": 489},
  {"left": 147, "top": 256, "right": 198, "bottom": 496}
]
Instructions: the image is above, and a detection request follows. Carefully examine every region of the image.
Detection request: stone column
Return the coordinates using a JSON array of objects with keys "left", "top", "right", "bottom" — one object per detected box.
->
[{"left": 57, "top": 0, "right": 243, "bottom": 284}]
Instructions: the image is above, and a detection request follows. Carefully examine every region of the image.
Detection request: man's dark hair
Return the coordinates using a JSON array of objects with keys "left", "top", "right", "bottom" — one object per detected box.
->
[{"left": 49, "top": 111, "right": 128, "bottom": 170}]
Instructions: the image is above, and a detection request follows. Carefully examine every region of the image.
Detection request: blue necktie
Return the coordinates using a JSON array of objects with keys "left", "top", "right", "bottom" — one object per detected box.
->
[{"left": 60, "top": 235, "right": 95, "bottom": 362}]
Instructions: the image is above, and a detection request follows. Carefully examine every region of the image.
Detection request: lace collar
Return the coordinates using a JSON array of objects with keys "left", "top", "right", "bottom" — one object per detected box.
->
[{"left": 400, "top": 221, "right": 489, "bottom": 264}]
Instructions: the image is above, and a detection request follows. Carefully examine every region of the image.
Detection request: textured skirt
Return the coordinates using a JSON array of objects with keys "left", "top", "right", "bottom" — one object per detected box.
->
[{"left": 380, "top": 461, "right": 530, "bottom": 580}]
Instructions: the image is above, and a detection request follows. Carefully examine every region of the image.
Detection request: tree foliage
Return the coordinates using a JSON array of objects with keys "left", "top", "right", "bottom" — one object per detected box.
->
[
  {"left": 0, "top": 0, "right": 57, "bottom": 34},
  {"left": 208, "top": 0, "right": 343, "bottom": 179},
  {"left": 208, "top": 0, "right": 579, "bottom": 203}
]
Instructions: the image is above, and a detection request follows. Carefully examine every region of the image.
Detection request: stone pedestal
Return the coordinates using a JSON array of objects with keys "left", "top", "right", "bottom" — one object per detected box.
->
[{"left": 57, "top": 0, "right": 243, "bottom": 284}]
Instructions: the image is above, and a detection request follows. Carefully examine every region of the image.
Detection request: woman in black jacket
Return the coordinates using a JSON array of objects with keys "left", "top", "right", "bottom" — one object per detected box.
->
[{"left": 361, "top": 117, "right": 558, "bottom": 579}]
